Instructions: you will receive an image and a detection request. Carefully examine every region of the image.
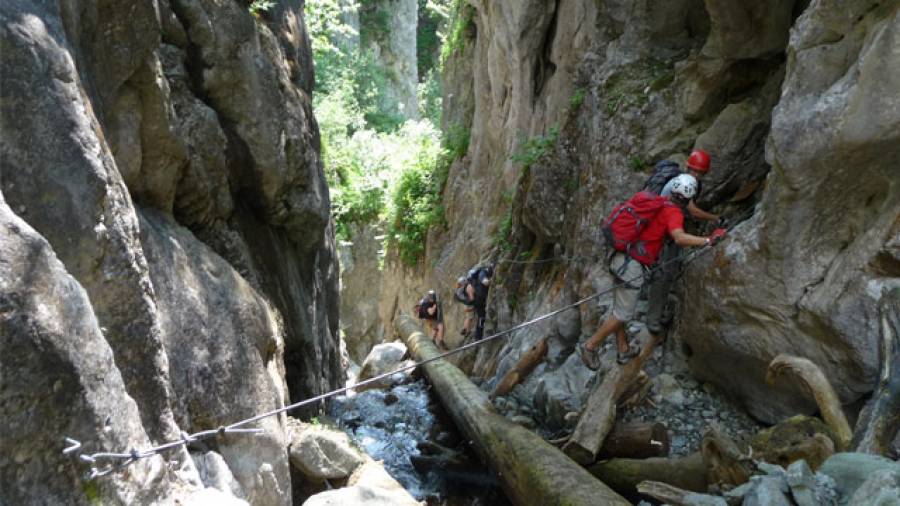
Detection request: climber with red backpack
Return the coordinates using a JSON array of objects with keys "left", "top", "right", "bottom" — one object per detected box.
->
[
  {"left": 580, "top": 174, "right": 726, "bottom": 369},
  {"left": 643, "top": 149, "right": 722, "bottom": 336}
]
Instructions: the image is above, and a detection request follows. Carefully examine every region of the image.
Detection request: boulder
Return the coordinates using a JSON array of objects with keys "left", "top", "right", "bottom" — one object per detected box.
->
[
  {"left": 288, "top": 422, "right": 365, "bottom": 481},
  {"left": 358, "top": 342, "right": 411, "bottom": 388},
  {"left": 0, "top": 197, "right": 177, "bottom": 504},
  {"left": 679, "top": 1, "right": 900, "bottom": 423},
  {"left": 302, "top": 460, "right": 420, "bottom": 506},
  {"left": 533, "top": 353, "right": 595, "bottom": 431},
  {"left": 184, "top": 487, "right": 250, "bottom": 506},
  {"left": 819, "top": 453, "right": 900, "bottom": 501},
  {"left": 849, "top": 468, "right": 900, "bottom": 506}
]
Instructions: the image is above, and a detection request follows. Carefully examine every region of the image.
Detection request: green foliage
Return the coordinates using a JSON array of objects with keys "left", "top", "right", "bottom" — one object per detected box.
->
[
  {"left": 628, "top": 155, "right": 648, "bottom": 172},
  {"left": 82, "top": 481, "right": 102, "bottom": 505},
  {"left": 386, "top": 122, "right": 449, "bottom": 265},
  {"left": 306, "top": 0, "right": 468, "bottom": 266},
  {"left": 604, "top": 59, "right": 673, "bottom": 114},
  {"left": 417, "top": 0, "right": 450, "bottom": 77},
  {"left": 569, "top": 87, "right": 586, "bottom": 111},
  {"left": 443, "top": 122, "right": 470, "bottom": 160},
  {"left": 510, "top": 126, "right": 560, "bottom": 169},
  {"left": 494, "top": 209, "right": 514, "bottom": 253},
  {"left": 248, "top": 0, "right": 275, "bottom": 17},
  {"left": 439, "top": 0, "right": 474, "bottom": 67}
]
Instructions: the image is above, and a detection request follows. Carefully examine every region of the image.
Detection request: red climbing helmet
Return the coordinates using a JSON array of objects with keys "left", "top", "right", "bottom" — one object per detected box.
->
[{"left": 686, "top": 149, "right": 711, "bottom": 173}]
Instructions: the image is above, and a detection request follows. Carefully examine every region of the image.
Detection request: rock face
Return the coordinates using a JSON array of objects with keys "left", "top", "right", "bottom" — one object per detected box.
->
[
  {"left": 679, "top": 0, "right": 900, "bottom": 422},
  {"left": 360, "top": 0, "right": 420, "bottom": 121},
  {"left": 362, "top": 0, "right": 899, "bottom": 427},
  {"left": 0, "top": 0, "right": 339, "bottom": 504}
]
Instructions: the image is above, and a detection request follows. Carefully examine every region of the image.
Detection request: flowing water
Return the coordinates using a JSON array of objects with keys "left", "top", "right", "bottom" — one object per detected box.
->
[{"left": 330, "top": 379, "right": 510, "bottom": 505}]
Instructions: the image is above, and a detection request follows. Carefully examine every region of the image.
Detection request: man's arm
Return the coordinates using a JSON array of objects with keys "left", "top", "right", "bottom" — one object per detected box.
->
[
  {"left": 466, "top": 284, "right": 475, "bottom": 301},
  {"left": 435, "top": 322, "right": 444, "bottom": 341},
  {"left": 687, "top": 200, "right": 718, "bottom": 222},
  {"left": 671, "top": 228, "right": 713, "bottom": 248}
]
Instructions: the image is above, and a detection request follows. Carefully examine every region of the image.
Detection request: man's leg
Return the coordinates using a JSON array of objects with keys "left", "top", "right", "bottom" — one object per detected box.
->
[
  {"left": 585, "top": 316, "right": 623, "bottom": 351},
  {"left": 474, "top": 305, "right": 486, "bottom": 340},
  {"left": 645, "top": 242, "right": 680, "bottom": 336}
]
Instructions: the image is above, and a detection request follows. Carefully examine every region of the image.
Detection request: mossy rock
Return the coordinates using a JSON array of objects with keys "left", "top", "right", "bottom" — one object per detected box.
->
[{"left": 749, "top": 415, "right": 836, "bottom": 470}]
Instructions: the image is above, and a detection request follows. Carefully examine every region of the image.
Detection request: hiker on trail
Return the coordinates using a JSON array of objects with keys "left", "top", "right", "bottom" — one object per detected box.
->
[
  {"left": 580, "top": 175, "right": 726, "bottom": 370},
  {"left": 415, "top": 290, "right": 445, "bottom": 349},
  {"left": 643, "top": 149, "right": 722, "bottom": 336},
  {"left": 455, "top": 266, "right": 493, "bottom": 340}
]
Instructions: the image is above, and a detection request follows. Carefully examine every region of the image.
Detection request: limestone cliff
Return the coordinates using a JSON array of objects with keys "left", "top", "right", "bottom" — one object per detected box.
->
[
  {"left": 0, "top": 1, "right": 339, "bottom": 504},
  {"left": 372, "top": 0, "right": 899, "bottom": 427}
]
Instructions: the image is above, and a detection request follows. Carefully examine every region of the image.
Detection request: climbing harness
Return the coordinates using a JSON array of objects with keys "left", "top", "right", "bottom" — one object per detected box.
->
[{"left": 63, "top": 240, "right": 724, "bottom": 479}]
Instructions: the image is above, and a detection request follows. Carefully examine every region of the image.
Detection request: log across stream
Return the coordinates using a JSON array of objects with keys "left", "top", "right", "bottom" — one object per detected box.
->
[{"left": 395, "top": 315, "right": 631, "bottom": 506}]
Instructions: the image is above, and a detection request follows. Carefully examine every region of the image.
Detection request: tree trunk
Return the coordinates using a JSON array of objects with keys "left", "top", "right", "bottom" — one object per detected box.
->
[
  {"left": 636, "top": 481, "right": 712, "bottom": 506},
  {"left": 395, "top": 315, "right": 630, "bottom": 506},
  {"left": 563, "top": 331, "right": 661, "bottom": 464},
  {"left": 599, "top": 421, "right": 670, "bottom": 459},
  {"left": 853, "top": 287, "right": 900, "bottom": 456},
  {"left": 588, "top": 452, "right": 708, "bottom": 494},
  {"left": 766, "top": 354, "right": 852, "bottom": 451},
  {"left": 491, "top": 336, "right": 549, "bottom": 398}
]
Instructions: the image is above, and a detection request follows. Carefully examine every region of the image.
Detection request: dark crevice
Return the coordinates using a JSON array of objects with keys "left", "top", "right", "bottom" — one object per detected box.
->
[{"left": 532, "top": 0, "right": 559, "bottom": 101}]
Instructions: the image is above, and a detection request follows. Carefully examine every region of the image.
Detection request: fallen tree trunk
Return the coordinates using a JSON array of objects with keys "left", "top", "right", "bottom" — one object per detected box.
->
[
  {"left": 588, "top": 452, "right": 708, "bottom": 494},
  {"left": 598, "top": 421, "right": 670, "bottom": 459},
  {"left": 395, "top": 316, "right": 630, "bottom": 506},
  {"left": 491, "top": 336, "right": 548, "bottom": 398},
  {"left": 564, "top": 331, "right": 661, "bottom": 464},
  {"left": 853, "top": 287, "right": 900, "bottom": 455},
  {"left": 766, "top": 354, "right": 852, "bottom": 451},
  {"left": 637, "top": 481, "right": 717, "bottom": 506}
]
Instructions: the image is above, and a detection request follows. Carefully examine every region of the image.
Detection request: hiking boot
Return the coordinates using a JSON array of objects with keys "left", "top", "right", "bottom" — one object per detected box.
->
[
  {"left": 579, "top": 343, "right": 602, "bottom": 371},
  {"left": 616, "top": 346, "right": 641, "bottom": 365}
]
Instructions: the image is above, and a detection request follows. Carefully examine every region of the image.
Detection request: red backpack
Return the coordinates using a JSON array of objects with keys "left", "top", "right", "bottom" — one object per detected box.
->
[{"left": 601, "top": 191, "right": 670, "bottom": 261}]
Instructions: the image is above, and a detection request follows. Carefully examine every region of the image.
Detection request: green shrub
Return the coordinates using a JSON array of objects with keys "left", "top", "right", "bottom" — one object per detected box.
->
[
  {"left": 248, "top": 0, "right": 275, "bottom": 17},
  {"left": 386, "top": 122, "right": 449, "bottom": 266},
  {"left": 510, "top": 126, "right": 559, "bottom": 169},
  {"left": 570, "top": 87, "right": 586, "bottom": 111},
  {"left": 439, "top": 0, "right": 474, "bottom": 67}
]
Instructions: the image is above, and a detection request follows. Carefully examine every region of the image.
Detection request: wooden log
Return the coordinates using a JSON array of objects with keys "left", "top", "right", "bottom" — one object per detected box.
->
[
  {"left": 618, "top": 370, "right": 651, "bottom": 410},
  {"left": 563, "top": 330, "right": 661, "bottom": 464},
  {"left": 853, "top": 287, "right": 900, "bottom": 456},
  {"left": 701, "top": 425, "right": 751, "bottom": 488},
  {"left": 588, "top": 452, "right": 708, "bottom": 494},
  {"left": 395, "top": 315, "right": 630, "bottom": 506},
  {"left": 598, "top": 421, "right": 670, "bottom": 459},
  {"left": 491, "top": 336, "right": 549, "bottom": 398},
  {"left": 766, "top": 354, "right": 852, "bottom": 451},
  {"left": 637, "top": 481, "right": 713, "bottom": 506}
]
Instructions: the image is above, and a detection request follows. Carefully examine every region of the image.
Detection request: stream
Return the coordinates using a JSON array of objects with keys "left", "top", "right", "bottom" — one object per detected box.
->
[{"left": 329, "top": 379, "right": 511, "bottom": 505}]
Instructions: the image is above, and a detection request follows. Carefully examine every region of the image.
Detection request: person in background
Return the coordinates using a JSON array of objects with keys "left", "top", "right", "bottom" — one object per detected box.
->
[
  {"left": 644, "top": 149, "right": 722, "bottom": 337},
  {"left": 455, "top": 266, "right": 493, "bottom": 340},
  {"left": 415, "top": 290, "right": 445, "bottom": 349}
]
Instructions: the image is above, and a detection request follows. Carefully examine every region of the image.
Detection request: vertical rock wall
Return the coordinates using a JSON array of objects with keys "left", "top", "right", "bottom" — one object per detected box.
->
[
  {"left": 372, "top": 0, "right": 899, "bottom": 427},
  {"left": 1, "top": 0, "right": 339, "bottom": 504}
]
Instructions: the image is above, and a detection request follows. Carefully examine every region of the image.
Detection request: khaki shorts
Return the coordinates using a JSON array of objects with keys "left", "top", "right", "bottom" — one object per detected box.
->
[{"left": 609, "top": 252, "right": 645, "bottom": 322}]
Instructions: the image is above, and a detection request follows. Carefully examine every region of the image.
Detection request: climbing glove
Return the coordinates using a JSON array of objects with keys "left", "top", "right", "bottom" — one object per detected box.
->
[{"left": 708, "top": 228, "right": 727, "bottom": 245}]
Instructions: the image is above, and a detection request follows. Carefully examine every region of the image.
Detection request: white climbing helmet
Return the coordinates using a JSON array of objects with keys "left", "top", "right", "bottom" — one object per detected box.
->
[{"left": 669, "top": 174, "right": 698, "bottom": 200}]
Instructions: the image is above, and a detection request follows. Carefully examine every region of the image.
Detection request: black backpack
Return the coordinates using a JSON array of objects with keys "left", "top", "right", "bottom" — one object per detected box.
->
[{"left": 642, "top": 160, "right": 683, "bottom": 195}]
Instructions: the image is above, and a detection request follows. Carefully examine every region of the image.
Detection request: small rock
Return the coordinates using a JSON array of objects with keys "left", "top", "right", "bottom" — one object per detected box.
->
[
  {"left": 509, "top": 415, "right": 536, "bottom": 429},
  {"left": 383, "top": 393, "right": 399, "bottom": 406},
  {"left": 702, "top": 410, "right": 716, "bottom": 418},
  {"left": 742, "top": 476, "right": 792, "bottom": 506},
  {"left": 785, "top": 460, "right": 817, "bottom": 506}
]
